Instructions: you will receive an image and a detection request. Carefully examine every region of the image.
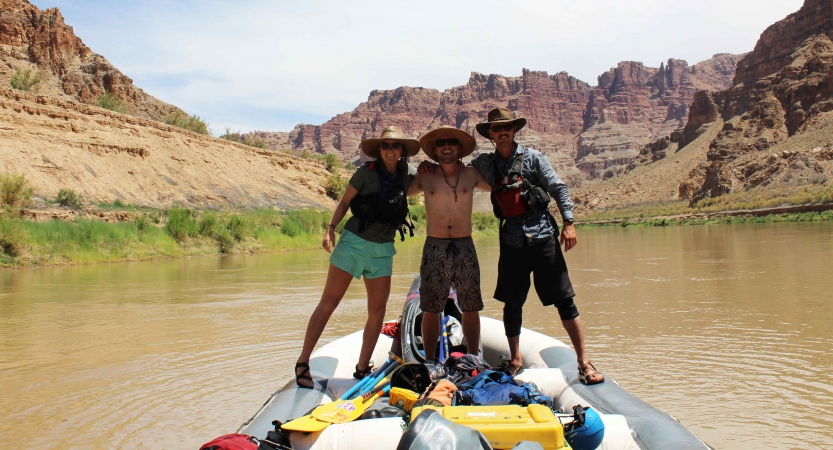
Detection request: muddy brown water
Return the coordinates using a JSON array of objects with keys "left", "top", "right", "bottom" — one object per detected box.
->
[{"left": 1, "top": 222, "right": 831, "bottom": 449}]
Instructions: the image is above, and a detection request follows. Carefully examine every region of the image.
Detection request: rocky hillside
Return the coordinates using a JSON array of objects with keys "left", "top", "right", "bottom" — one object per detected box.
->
[
  {"left": 677, "top": 0, "right": 833, "bottom": 203},
  {"left": 0, "top": 0, "right": 180, "bottom": 121},
  {"left": 0, "top": 87, "right": 336, "bottom": 210},
  {"left": 246, "top": 55, "right": 742, "bottom": 184},
  {"left": 572, "top": 0, "right": 833, "bottom": 215}
]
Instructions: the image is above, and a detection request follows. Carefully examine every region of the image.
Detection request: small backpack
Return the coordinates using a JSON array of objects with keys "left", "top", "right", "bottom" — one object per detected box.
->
[{"left": 200, "top": 434, "right": 259, "bottom": 450}]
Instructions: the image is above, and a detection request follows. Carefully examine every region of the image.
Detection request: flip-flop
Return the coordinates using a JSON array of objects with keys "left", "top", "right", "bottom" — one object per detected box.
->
[{"left": 578, "top": 361, "right": 605, "bottom": 385}]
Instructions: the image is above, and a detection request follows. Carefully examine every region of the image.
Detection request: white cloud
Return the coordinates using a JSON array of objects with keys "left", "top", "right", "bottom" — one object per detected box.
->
[{"left": 33, "top": 0, "right": 805, "bottom": 134}]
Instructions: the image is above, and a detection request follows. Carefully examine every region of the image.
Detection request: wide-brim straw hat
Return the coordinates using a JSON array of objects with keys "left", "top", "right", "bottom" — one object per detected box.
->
[
  {"left": 360, "top": 126, "right": 421, "bottom": 158},
  {"left": 475, "top": 107, "right": 527, "bottom": 138},
  {"left": 419, "top": 126, "right": 477, "bottom": 162}
]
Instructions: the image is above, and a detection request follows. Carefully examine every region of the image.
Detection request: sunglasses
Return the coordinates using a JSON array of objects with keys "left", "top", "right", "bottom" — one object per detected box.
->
[
  {"left": 380, "top": 142, "right": 403, "bottom": 150},
  {"left": 490, "top": 123, "right": 515, "bottom": 133},
  {"left": 434, "top": 138, "right": 460, "bottom": 148}
]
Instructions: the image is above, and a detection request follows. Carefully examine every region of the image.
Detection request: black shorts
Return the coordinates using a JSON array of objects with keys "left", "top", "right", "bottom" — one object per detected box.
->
[
  {"left": 420, "top": 237, "right": 484, "bottom": 313},
  {"left": 494, "top": 235, "right": 576, "bottom": 307}
]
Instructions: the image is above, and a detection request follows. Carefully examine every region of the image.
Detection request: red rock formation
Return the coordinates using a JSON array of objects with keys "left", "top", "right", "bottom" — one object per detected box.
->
[
  {"left": 250, "top": 54, "right": 739, "bottom": 182},
  {"left": 0, "top": 0, "right": 179, "bottom": 121},
  {"left": 679, "top": 0, "right": 833, "bottom": 203}
]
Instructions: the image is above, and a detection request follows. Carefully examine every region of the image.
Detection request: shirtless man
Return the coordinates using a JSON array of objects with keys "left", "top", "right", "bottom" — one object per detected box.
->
[{"left": 409, "top": 126, "right": 491, "bottom": 361}]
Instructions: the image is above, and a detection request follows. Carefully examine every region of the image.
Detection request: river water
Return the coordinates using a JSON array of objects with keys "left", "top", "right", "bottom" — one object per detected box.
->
[{"left": 1, "top": 223, "right": 831, "bottom": 449}]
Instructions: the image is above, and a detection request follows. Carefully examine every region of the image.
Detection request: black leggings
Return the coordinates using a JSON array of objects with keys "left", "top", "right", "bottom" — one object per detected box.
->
[{"left": 503, "top": 297, "right": 579, "bottom": 338}]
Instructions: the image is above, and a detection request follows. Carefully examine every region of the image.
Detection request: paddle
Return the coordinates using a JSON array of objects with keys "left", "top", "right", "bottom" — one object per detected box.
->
[
  {"left": 282, "top": 358, "right": 401, "bottom": 433},
  {"left": 438, "top": 313, "right": 446, "bottom": 363},
  {"left": 312, "top": 381, "right": 392, "bottom": 424},
  {"left": 282, "top": 378, "right": 392, "bottom": 432}
]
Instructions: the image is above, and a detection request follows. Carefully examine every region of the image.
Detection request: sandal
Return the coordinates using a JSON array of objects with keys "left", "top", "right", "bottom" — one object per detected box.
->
[
  {"left": 353, "top": 361, "right": 374, "bottom": 380},
  {"left": 499, "top": 356, "right": 525, "bottom": 377},
  {"left": 578, "top": 361, "right": 605, "bottom": 385},
  {"left": 295, "top": 361, "right": 314, "bottom": 389}
]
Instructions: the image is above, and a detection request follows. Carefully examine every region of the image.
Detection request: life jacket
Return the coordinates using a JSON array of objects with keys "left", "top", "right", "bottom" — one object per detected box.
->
[
  {"left": 349, "top": 162, "right": 414, "bottom": 241},
  {"left": 490, "top": 148, "right": 551, "bottom": 220}
]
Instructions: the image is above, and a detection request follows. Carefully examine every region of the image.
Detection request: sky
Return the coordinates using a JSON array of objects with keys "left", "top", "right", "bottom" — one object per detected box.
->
[{"left": 31, "top": 0, "right": 806, "bottom": 135}]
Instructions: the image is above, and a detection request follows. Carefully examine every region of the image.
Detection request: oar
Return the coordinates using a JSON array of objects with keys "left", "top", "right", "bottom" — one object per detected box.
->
[
  {"left": 341, "top": 358, "right": 392, "bottom": 400},
  {"left": 312, "top": 381, "right": 392, "bottom": 424},
  {"left": 282, "top": 360, "right": 401, "bottom": 433},
  {"left": 282, "top": 378, "right": 391, "bottom": 433}
]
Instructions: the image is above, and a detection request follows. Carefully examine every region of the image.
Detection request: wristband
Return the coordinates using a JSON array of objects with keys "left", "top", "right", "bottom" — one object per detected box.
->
[{"left": 327, "top": 224, "right": 336, "bottom": 229}]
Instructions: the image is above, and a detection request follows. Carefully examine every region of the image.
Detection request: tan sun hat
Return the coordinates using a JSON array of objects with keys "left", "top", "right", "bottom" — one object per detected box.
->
[
  {"left": 360, "top": 126, "right": 421, "bottom": 159},
  {"left": 419, "top": 126, "right": 477, "bottom": 162},
  {"left": 475, "top": 107, "right": 527, "bottom": 138}
]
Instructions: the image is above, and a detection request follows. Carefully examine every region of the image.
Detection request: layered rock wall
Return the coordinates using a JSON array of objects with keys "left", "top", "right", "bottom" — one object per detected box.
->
[
  {"left": 0, "top": 0, "right": 180, "bottom": 121},
  {"left": 248, "top": 54, "right": 740, "bottom": 182},
  {"left": 679, "top": 0, "right": 833, "bottom": 203}
]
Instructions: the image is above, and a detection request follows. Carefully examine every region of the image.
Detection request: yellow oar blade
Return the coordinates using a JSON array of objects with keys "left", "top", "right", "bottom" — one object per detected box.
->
[
  {"left": 281, "top": 414, "right": 330, "bottom": 433},
  {"left": 312, "top": 389, "right": 385, "bottom": 424}
]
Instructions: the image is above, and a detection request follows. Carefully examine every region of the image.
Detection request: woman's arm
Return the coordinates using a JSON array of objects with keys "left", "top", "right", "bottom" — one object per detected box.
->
[{"left": 323, "top": 184, "right": 359, "bottom": 253}]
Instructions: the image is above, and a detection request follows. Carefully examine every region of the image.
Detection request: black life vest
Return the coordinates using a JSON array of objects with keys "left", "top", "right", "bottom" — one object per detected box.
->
[
  {"left": 349, "top": 162, "right": 414, "bottom": 241},
  {"left": 490, "top": 148, "right": 551, "bottom": 220}
]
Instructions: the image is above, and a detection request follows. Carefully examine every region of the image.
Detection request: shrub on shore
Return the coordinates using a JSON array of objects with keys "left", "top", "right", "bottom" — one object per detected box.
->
[
  {"left": 10, "top": 68, "right": 45, "bottom": 92},
  {"left": 165, "top": 206, "right": 198, "bottom": 242},
  {"left": 0, "top": 219, "right": 26, "bottom": 258},
  {"left": 56, "top": 189, "right": 84, "bottom": 208},
  {"left": 164, "top": 111, "right": 210, "bottom": 135},
  {"left": 1, "top": 172, "right": 34, "bottom": 218}
]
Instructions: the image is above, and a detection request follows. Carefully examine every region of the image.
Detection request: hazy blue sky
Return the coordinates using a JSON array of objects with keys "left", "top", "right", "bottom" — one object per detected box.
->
[{"left": 31, "top": 0, "right": 805, "bottom": 135}]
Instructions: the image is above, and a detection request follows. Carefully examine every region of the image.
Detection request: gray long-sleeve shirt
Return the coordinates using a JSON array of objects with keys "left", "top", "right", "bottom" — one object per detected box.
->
[{"left": 470, "top": 143, "right": 574, "bottom": 248}]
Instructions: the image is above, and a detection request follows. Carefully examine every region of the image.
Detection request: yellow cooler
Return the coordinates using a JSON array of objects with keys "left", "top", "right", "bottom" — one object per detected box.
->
[{"left": 410, "top": 404, "right": 568, "bottom": 450}]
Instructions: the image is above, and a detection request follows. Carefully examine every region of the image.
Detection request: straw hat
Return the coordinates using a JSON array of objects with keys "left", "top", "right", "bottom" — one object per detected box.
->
[
  {"left": 360, "top": 126, "right": 421, "bottom": 158},
  {"left": 475, "top": 107, "right": 527, "bottom": 138},
  {"left": 419, "top": 126, "right": 477, "bottom": 162}
]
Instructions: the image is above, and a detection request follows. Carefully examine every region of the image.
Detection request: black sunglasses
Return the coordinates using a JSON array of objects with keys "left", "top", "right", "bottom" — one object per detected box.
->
[
  {"left": 434, "top": 138, "right": 460, "bottom": 148},
  {"left": 380, "top": 142, "right": 403, "bottom": 150},
  {"left": 490, "top": 123, "right": 515, "bottom": 133}
]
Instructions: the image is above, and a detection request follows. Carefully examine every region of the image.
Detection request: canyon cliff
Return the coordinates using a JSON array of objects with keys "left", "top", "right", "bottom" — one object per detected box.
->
[
  {"left": 677, "top": 0, "right": 833, "bottom": 203},
  {"left": 0, "top": 0, "right": 179, "bottom": 121},
  {"left": 246, "top": 55, "right": 742, "bottom": 185}
]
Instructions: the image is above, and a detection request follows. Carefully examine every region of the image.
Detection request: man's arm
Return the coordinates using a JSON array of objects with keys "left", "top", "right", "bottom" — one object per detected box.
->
[
  {"left": 473, "top": 168, "right": 491, "bottom": 192},
  {"left": 533, "top": 153, "right": 577, "bottom": 251},
  {"left": 407, "top": 174, "right": 424, "bottom": 196}
]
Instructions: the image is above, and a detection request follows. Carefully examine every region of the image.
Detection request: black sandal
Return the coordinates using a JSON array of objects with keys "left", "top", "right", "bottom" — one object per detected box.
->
[
  {"left": 295, "top": 361, "right": 314, "bottom": 389},
  {"left": 353, "top": 361, "right": 374, "bottom": 380}
]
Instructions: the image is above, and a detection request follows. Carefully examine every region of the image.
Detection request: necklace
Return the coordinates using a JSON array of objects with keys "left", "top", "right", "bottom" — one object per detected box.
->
[{"left": 439, "top": 161, "right": 461, "bottom": 202}]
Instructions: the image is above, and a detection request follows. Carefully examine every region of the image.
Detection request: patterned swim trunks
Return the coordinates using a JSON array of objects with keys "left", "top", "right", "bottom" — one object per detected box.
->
[{"left": 419, "top": 236, "right": 483, "bottom": 313}]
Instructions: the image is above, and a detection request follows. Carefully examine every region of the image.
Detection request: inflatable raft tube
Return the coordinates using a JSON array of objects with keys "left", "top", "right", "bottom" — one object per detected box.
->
[{"left": 237, "top": 275, "right": 712, "bottom": 450}]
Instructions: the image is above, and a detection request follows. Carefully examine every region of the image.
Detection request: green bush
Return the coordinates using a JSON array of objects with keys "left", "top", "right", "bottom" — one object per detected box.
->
[
  {"left": 97, "top": 92, "right": 126, "bottom": 113},
  {"left": 113, "top": 199, "right": 125, "bottom": 208},
  {"left": 225, "top": 214, "right": 251, "bottom": 242},
  {"left": 164, "top": 111, "right": 210, "bottom": 135},
  {"left": 136, "top": 215, "right": 151, "bottom": 233},
  {"left": 198, "top": 211, "right": 218, "bottom": 237},
  {"left": 214, "top": 229, "right": 236, "bottom": 253},
  {"left": 56, "top": 189, "right": 84, "bottom": 208},
  {"left": 1, "top": 172, "right": 34, "bottom": 217},
  {"left": 279, "top": 209, "right": 329, "bottom": 237},
  {"left": 325, "top": 172, "right": 347, "bottom": 200},
  {"left": 165, "top": 206, "right": 198, "bottom": 242},
  {"left": 472, "top": 212, "right": 497, "bottom": 231},
  {"left": 0, "top": 219, "right": 26, "bottom": 257},
  {"left": 323, "top": 153, "right": 341, "bottom": 172},
  {"left": 10, "top": 68, "right": 45, "bottom": 92}
]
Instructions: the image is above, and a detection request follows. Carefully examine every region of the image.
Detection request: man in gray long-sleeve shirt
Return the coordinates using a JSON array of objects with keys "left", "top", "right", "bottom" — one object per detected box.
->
[{"left": 470, "top": 107, "right": 604, "bottom": 384}]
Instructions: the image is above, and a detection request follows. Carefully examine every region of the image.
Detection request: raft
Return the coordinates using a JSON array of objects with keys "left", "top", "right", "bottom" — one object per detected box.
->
[{"left": 237, "top": 276, "right": 712, "bottom": 450}]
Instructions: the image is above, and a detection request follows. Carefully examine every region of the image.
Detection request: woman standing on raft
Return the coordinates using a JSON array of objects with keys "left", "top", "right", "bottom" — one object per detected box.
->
[{"left": 294, "top": 126, "right": 419, "bottom": 389}]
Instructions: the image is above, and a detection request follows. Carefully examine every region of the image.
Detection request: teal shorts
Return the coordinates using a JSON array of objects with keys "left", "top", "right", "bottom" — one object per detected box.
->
[{"left": 330, "top": 230, "right": 396, "bottom": 279}]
